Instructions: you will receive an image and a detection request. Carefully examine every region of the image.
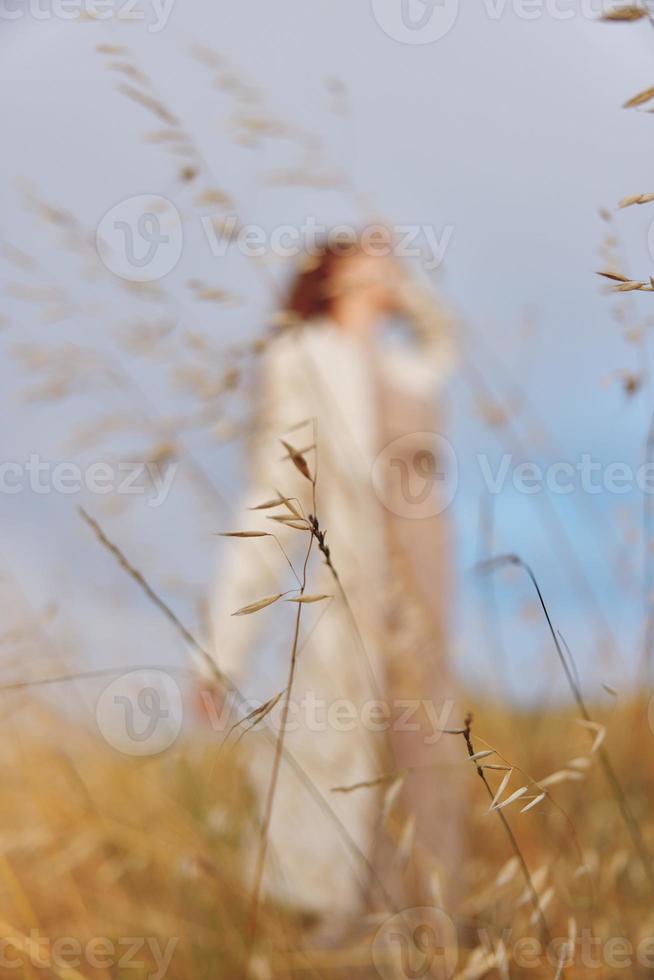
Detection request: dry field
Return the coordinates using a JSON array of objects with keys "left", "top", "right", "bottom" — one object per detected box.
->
[
  {"left": 5, "top": 7, "right": 654, "bottom": 979},
  {"left": 0, "top": 681, "right": 653, "bottom": 978}
]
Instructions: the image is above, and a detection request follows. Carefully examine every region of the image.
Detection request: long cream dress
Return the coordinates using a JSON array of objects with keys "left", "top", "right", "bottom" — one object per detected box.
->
[{"left": 210, "top": 302, "right": 464, "bottom": 925}]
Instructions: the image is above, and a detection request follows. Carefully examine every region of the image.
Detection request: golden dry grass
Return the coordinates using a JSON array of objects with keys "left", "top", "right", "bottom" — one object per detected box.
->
[{"left": 0, "top": 688, "right": 651, "bottom": 978}]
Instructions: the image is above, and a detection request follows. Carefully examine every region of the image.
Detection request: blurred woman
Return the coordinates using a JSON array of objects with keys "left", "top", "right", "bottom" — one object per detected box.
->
[{"left": 210, "top": 230, "right": 464, "bottom": 934}]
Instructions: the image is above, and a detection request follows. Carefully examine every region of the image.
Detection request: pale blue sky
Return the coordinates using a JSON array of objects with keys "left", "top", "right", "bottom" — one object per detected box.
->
[{"left": 2, "top": 1, "right": 654, "bottom": 702}]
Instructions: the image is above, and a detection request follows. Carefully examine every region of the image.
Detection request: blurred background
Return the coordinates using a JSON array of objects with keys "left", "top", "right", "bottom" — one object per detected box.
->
[
  {"left": 2, "top": 2, "right": 654, "bottom": 701},
  {"left": 4, "top": 4, "right": 654, "bottom": 978}
]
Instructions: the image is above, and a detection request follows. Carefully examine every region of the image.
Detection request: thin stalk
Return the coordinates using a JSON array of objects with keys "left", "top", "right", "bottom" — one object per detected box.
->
[
  {"left": 243, "top": 531, "right": 314, "bottom": 969},
  {"left": 461, "top": 713, "right": 553, "bottom": 946},
  {"left": 482, "top": 553, "right": 654, "bottom": 896},
  {"left": 78, "top": 508, "right": 396, "bottom": 912}
]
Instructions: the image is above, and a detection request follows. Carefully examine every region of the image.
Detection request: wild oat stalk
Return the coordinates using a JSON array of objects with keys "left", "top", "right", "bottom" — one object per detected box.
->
[
  {"left": 461, "top": 713, "right": 553, "bottom": 946},
  {"left": 77, "top": 506, "right": 393, "bottom": 918},
  {"left": 242, "top": 519, "right": 314, "bottom": 971},
  {"left": 482, "top": 553, "right": 654, "bottom": 896}
]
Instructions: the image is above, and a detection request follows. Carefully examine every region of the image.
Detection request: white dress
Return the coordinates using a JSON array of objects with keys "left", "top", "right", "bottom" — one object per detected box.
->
[{"left": 210, "top": 310, "right": 459, "bottom": 922}]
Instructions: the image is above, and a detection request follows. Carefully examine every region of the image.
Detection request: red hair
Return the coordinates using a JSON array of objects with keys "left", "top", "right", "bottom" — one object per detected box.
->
[{"left": 284, "top": 235, "right": 365, "bottom": 322}]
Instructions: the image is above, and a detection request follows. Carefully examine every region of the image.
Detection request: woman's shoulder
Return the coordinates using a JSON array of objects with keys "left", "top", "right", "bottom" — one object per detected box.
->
[{"left": 265, "top": 320, "right": 347, "bottom": 367}]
